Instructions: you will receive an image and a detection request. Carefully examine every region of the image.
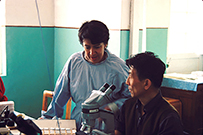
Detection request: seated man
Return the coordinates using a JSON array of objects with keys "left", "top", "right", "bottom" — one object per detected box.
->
[{"left": 115, "top": 52, "right": 183, "bottom": 135}]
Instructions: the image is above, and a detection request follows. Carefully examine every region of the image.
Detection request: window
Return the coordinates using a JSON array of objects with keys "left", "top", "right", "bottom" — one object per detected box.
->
[
  {"left": 166, "top": 0, "right": 203, "bottom": 73},
  {"left": 130, "top": 0, "right": 203, "bottom": 74},
  {"left": 168, "top": 0, "right": 203, "bottom": 55},
  {"left": 0, "top": 0, "right": 6, "bottom": 76}
]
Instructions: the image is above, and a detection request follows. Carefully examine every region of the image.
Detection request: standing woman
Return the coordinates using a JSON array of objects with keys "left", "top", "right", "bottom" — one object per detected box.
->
[{"left": 41, "top": 20, "right": 131, "bottom": 130}]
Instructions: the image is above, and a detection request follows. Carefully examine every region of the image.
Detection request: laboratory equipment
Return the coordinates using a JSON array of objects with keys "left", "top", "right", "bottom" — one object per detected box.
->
[{"left": 79, "top": 83, "right": 117, "bottom": 135}]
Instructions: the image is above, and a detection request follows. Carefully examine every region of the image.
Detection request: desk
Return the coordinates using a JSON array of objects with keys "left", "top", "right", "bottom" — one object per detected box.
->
[
  {"left": 10, "top": 119, "right": 76, "bottom": 135},
  {"left": 161, "top": 77, "right": 203, "bottom": 135}
]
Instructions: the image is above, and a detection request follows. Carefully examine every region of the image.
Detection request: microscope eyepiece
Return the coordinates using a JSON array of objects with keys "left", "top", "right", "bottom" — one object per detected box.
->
[
  {"left": 109, "top": 85, "right": 116, "bottom": 91},
  {"left": 104, "top": 84, "right": 116, "bottom": 96},
  {"left": 99, "top": 83, "right": 110, "bottom": 92}
]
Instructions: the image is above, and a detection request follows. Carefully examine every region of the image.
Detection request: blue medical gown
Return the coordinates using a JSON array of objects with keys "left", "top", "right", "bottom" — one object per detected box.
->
[{"left": 42, "top": 49, "right": 131, "bottom": 130}]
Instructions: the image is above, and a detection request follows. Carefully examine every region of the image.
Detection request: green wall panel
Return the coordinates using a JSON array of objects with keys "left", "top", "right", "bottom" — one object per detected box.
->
[
  {"left": 54, "top": 28, "right": 83, "bottom": 83},
  {"left": 146, "top": 28, "right": 168, "bottom": 64},
  {"left": 139, "top": 29, "right": 143, "bottom": 53},
  {"left": 120, "top": 30, "right": 130, "bottom": 60},
  {"left": 2, "top": 27, "right": 54, "bottom": 118}
]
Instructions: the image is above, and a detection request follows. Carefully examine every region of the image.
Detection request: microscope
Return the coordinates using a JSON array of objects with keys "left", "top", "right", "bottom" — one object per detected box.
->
[
  {"left": 78, "top": 83, "right": 117, "bottom": 135},
  {"left": 0, "top": 106, "right": 42, "bottom": 135}
]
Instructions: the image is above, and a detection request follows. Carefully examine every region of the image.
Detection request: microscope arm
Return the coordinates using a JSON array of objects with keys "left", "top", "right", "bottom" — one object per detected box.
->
[{"left": 80, "top": 83, "right": 117, "bottom": 135}]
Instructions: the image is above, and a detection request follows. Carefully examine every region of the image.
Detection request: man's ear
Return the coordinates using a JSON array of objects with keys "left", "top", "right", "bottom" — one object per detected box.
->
[
  {"left": 105, "top": 44, "right": 108, "bottom": 48},
  {"left": 144, "top": 79, "right": 151, "bottom": 90}
]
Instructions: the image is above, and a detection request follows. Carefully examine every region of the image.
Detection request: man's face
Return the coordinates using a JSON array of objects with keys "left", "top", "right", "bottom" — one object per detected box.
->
[
  {"left": 126, "top": 67, "right": 146, "bottom": 97},
  {"left": 83, "top": 39, "right": 107, "bottom": 64}
]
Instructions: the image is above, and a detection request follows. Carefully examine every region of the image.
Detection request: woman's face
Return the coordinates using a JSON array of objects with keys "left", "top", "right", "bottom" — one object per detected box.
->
[{"left": 83, "top": 39, "right": 107, "bottom": 64}]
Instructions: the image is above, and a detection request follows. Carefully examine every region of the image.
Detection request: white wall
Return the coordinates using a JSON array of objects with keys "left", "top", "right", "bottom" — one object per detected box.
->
[
  {"left": 55, "top": 0, "right": 122, "bottom": 29},
  {"left": 146, "top": 0, "right": 170, "bottom": 27},
  {"left": 4, "top": 0, "right": 131, "bottom": 29},
  {"left": 5, "top": 0, "right": 54, "bottom": 26},
  {"left": 55, "top": 0, "right": 131, "bottom": 57}
]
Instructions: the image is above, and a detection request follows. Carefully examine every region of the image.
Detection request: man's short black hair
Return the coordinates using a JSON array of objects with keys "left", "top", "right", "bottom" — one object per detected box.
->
[
  {"left": 78, "top": 20, "right": 109, "bottom": 45},
  {"left": 126, "top": 51, "right": 166, "bottom": 88}
]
